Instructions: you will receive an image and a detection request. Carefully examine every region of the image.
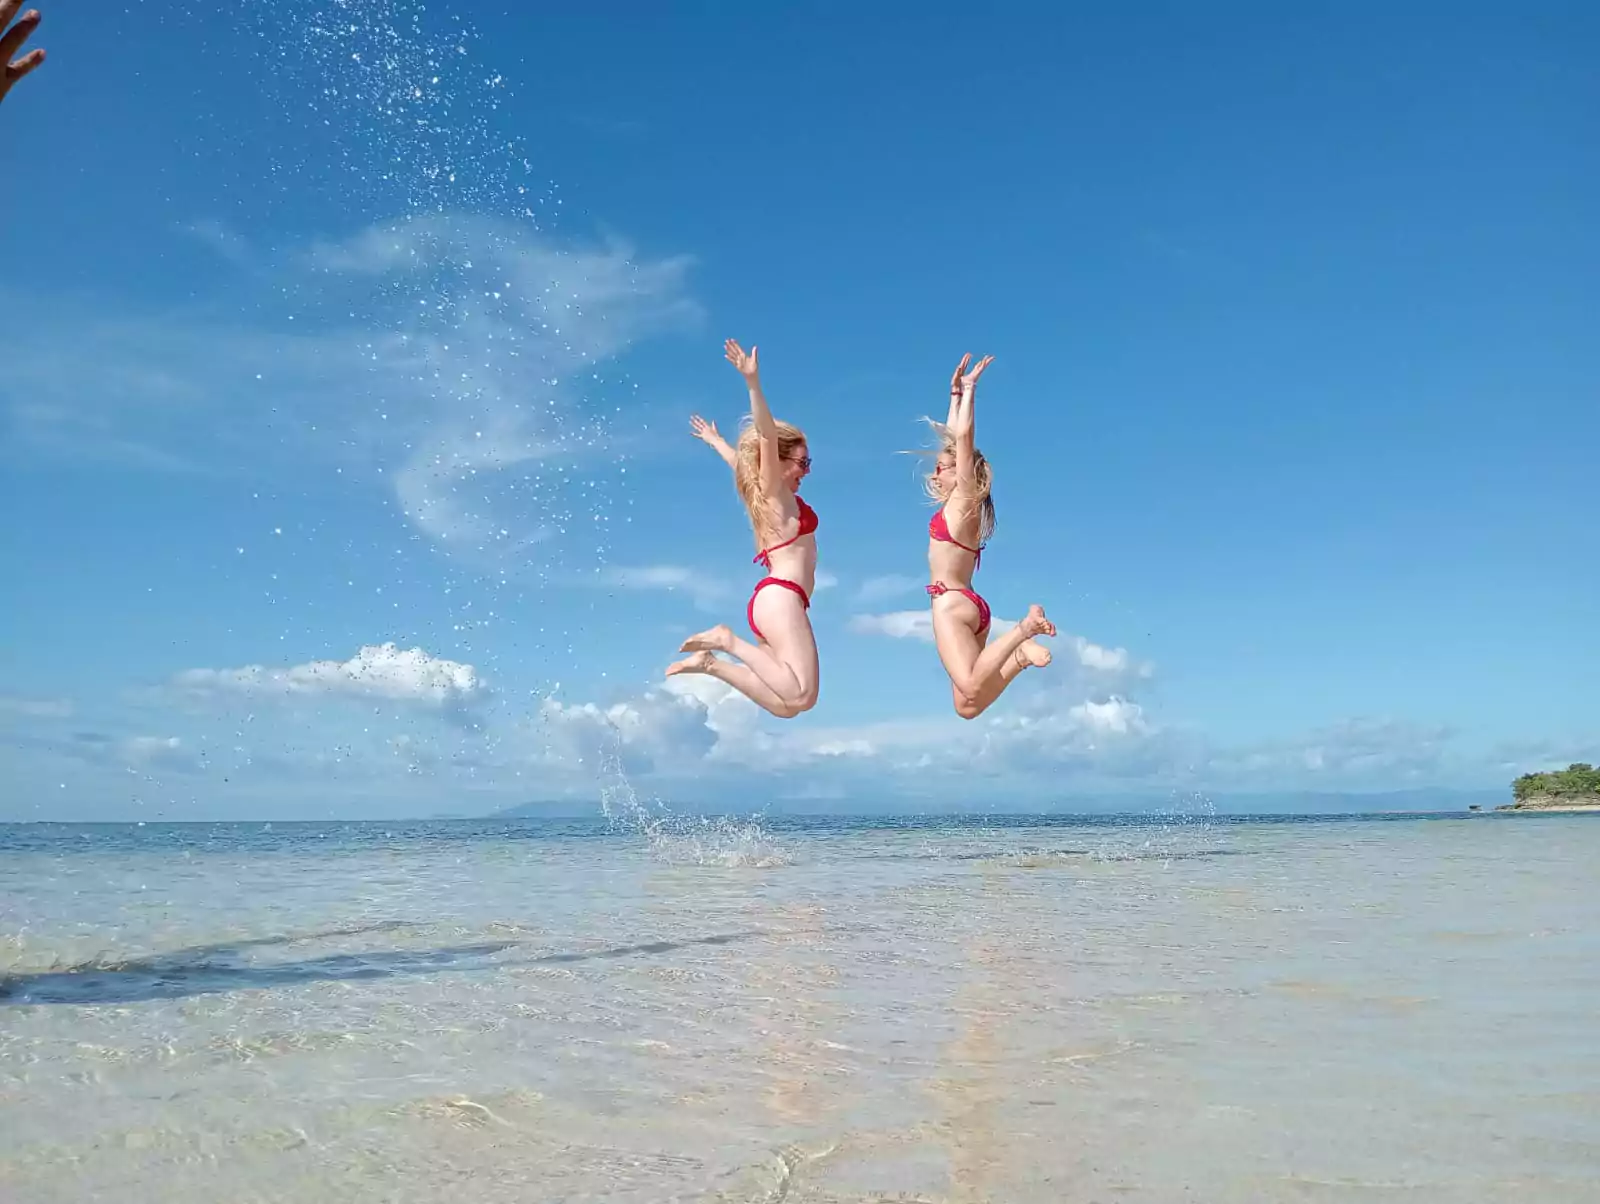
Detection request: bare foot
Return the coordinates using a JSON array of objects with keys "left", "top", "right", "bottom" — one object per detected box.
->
[
  {"left": 679, "top": 624, "right": 734, "bottom": 654},
  {"left": 1018, "top": 604, "right": 1057, "bottom": 640},
  {"left": 1014, "top": 639, "right": 1053, "bottom": 670},
  {"left": 665, "top": 651, "right": 717, "bottom": 677}
]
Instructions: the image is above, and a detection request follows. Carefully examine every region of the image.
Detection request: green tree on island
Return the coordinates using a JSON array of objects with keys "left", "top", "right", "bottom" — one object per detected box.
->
[{"left": 1512, "top": 763, "right": 1600, "bottom": 801}]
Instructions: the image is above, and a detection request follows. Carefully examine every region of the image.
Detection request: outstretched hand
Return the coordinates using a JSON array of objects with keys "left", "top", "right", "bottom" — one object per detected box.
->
[
  {"left": 948, "top": 353, "right": 994, "bottom": 434},
  {"left": 724, "top": 338, "right": 760, "bottom": 380},
  {"left": 951, "top": 353, "right": 995, "bottom": 397},
  {"left": 689, "top": 414, "right": 723, "bottom": 445},
  {"left": 0, "top": 3, "right": 45, "bottom": 105}
]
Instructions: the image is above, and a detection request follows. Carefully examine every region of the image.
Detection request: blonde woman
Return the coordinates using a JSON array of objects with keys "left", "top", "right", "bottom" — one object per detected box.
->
[
  {"left": 924, "top": 354, "right": 1054, "bottom": 718},
  {"left": 666, "top": 340, "right": 820, "bottom": 718}
]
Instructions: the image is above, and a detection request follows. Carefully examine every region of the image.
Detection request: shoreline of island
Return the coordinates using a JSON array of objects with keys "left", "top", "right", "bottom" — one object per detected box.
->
[
  {"left": 1496, "top": 764, "right": 1600, "bottom": 813},
  {"left": 1495, "top": 794, "right": 1600, "bottom": 814}
]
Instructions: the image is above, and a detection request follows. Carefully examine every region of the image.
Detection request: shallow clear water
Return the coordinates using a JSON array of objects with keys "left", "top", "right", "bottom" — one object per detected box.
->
[{"left": 2, "top": 811, "right": 1597, "bottom": 1202}]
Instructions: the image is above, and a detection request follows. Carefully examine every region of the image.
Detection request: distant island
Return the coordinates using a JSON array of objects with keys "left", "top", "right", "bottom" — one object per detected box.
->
[{"left": 1497, "top": 763, "right": 1600, "bottom": 812}]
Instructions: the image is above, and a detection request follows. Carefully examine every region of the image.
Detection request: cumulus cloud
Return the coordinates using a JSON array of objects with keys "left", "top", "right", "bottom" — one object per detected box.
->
[
  {"left": 174, "top": 643, "right": 485, "bottom": 707},
  {"left": 528, "top": 687, "right": 717, "bottom": 775},
  {"left": 1067, "top": 697, "right": 1150, "bottom": 736}
]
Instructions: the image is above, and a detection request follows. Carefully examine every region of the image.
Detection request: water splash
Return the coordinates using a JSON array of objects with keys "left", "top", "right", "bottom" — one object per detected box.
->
[
  {"left": 1088, "top": 790, "right": 1221, "bottom": 863},
  {"left": 244, "top": 0, "right": 540, "bottom": 220},
  {"left": 597, "top": 741, "right": 791, "bottom": 868},
  {"left": 231, "top": 1, "right": 690, "bottom": 584},
  {"left": 211, "top": 1, "right": 697, "bottom": 788}
]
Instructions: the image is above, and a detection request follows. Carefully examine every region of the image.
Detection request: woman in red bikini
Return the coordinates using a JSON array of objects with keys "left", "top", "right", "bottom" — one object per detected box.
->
[
  {"left": 665, "top": 339, "right": 820, "bottom": 718},
  {"left": 925, "top": 353, "right": 1055, "bottom": 718}
]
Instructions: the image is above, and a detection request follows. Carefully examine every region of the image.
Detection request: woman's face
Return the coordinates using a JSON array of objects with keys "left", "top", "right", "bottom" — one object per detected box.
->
[
  {"left": 931, "top": 450, "right": 956, "bottom": 499},
  {"left": 782, "top": 443, "right": 811, "bottom": 491}
]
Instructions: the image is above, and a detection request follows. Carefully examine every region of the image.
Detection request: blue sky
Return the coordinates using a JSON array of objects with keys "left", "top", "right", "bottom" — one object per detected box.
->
[{"left": 2, "top": 1, "right": 1595, "bottom": 820}]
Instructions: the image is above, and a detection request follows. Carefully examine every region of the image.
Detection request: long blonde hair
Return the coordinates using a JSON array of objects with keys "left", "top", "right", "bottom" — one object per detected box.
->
[
  {"left": 734, "top": 418, "right": 807, "bottom": 538},
  {"left": 920, "top": 420, "right": 995, "bottom": 545}
]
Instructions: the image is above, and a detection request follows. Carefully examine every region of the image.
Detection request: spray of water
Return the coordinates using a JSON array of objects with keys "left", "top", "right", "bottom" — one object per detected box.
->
[
  {"left": 217, "top": 2, "right": 700, "bottom": 810},
  {"left": 1088, "top": 789, "right": 1221, "bottom": 863},
  {"left": 597, "top": 738, "right": 791, "bottom": 869}
]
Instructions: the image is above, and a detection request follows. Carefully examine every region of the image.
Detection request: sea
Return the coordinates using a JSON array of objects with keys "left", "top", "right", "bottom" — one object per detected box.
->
[{"left": 2, "top": 809, "right": 1597, "bottom": 1202}]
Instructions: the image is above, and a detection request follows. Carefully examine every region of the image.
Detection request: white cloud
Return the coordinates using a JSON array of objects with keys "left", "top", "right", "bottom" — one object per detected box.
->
[
  {"left": 174, "top": 643, "right": 485, "bottom": 707},
  {"left": 0, "top": 696, "right": 73, "bottom": 720},
  {"left": 848, "top": 609, "right": 934, "bottom": 642},
  {"left": 855, "top": 574, "right": 923, "bottom": 604},
  {"left": 599, "top": 564, "right": 734, "bottom": 612},
  {"left": 846, "top": 613, "right": 1149, "bottom": 679},
  {"left": 658, "top": 674, "right": 767, "bottom": 747},
  {"left": 121, "top": 735, "right": 199, "bottom": 771},
  {"left": 814, "top": 570, "right": 839, "bottom": 593},
  {"left": 0, "top": 216, "right": 699, "bottom": 571},
  {"left": 179, "top": 219, "right": 259, "bottom": 270},
  {"left": 1201, "top": 718, "right": 1456, "bottom": 785},
  {"left": 1069, "top": 637, "right": 1129, "bottom": 674},
  {"left": 810, "top": 738, "right": 876, "bottom": 758},
  {"left": 1067, "top": 697, "right": 1149, "bottom": 736},
  {"left": 528, "top": 687, "right": 717, "bottom": 775}
]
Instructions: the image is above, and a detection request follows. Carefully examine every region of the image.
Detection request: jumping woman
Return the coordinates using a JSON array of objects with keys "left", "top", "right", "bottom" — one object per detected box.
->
[
  {"left": 666, "top": 340, "right": 820, "bottom": 718},
  {"left": 923, "top": 353, "right": 1055, "bottom": 718}
]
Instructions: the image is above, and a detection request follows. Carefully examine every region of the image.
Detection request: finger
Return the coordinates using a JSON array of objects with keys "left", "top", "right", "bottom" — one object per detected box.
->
[
  {"left": 0, "top": 7, "right": 39, "bottom": 62},
  {"left": 0, "top": 3, "right": 25, "bottom": 34},
  {"left": 3, "top": 46, "right": 41, "bottom": 85}
]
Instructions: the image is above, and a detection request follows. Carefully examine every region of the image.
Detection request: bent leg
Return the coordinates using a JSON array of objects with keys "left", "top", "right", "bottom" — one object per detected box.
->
[
  {"left": 962, "top": 635, "right": 1053, "bottom": 715},
  {"left": 931, "top": 601, "right": 985, "bottom": 717},
  {"left": 673, "top": 587, "right": 819, "bottom": 715},
  {"left": 949, "top": 625, "right": 991, "bottom": 714},
  {"left": 933, "top": 598, "right": 1056, "bottom": 719},
  {"left": 748, "top": 588, "right": 820, "bottom": 711},
  {"left": 665, "top": 650, "right": 799, "bottom": 718}
]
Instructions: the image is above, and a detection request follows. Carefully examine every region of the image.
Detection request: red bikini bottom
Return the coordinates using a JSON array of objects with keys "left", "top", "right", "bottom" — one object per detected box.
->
[
  {"left": 927, "top": 581, "right": 991, "bottom": 635},
  {"left": 748, "top": 576, "right": 811, "bottom": 643}
]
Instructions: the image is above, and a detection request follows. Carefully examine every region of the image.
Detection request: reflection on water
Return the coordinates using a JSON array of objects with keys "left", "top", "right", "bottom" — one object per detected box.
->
[{"left": 2, "top": 813, "right": 1598, "bottom": 1202}]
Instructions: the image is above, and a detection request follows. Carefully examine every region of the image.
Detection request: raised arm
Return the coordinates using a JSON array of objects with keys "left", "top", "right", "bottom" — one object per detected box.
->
[
  {"left": 0, "top": 3, "right": 46, "bottom": 105},
  {"left": 725, "top": 339, "right": 784, "bottom": 497},
  {"left": 689, "top": 413, "right": 738, "bottom": 470},
  {"left": 948, "top": 353, "right": 994, "bottom": 495},
  {"left": 945, "top": 356, "right": 966, "bottom": 428}
]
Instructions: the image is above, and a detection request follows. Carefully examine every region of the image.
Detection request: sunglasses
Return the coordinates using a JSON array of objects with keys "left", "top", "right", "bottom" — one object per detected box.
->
[{"left": 786, "top": 455, "right": 812, "bottom": 471}]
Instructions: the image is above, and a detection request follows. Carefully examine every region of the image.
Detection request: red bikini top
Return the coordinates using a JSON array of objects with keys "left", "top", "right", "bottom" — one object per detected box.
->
[
  {"left": 754, "top": 495, "right": 818, "bottom": 568},
  {"left": 929, "top": 505, "right": 982, "bottom": 570}
]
